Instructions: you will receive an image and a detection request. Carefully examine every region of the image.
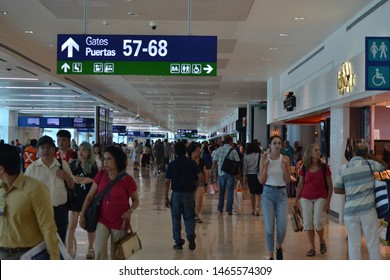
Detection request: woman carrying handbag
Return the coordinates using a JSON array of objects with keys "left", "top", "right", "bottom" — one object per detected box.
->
[
  {"left": 79, "top": 145, "right": 139, "bottom": 260},
  {"left": 294, "top": 143, "right": 333, "bottom": 257}
]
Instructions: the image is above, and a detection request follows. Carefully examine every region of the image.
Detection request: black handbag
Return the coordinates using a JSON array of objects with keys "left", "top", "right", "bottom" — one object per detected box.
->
[
  {"left": 84, "top": 172, "right": 127, "bottom": 233},
  {"left": 221, "top": 148, "right": 240, "bottom": 175}
]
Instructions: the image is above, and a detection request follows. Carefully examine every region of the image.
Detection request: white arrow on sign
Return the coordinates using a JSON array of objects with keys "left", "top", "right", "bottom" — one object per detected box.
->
[
  {"left": 61, "top": 37, "right": 79, "bottom": 58},
  {"left": 203, "top": 64, "right": 213, "bottom": 74},
  {"left": 61, "top": 63, "right": 70, "bottom": 73}
]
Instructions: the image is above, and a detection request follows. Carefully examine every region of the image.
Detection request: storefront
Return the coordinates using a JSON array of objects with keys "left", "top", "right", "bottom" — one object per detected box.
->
[{"left": 267, "top": 2, "right": 390, "bottom": 220}]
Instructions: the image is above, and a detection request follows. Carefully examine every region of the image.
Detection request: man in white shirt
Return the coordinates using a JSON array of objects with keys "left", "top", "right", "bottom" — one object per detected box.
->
[{"left": 25, "top": 135, "right": 74, "bottom": 243}]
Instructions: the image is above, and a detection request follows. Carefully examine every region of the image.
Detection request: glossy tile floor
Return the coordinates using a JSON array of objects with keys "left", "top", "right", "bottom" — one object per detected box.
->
[{"left": 71, "top": 163, "right": 390, "bottom": 260}]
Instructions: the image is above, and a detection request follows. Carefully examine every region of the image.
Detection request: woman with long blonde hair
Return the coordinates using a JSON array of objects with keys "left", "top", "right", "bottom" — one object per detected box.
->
[{"left": 294, "top": 143, "right": 333, "bottom": 257}]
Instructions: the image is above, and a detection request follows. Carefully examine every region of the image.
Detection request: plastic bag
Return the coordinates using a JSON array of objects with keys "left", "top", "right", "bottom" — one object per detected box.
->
[
  {"left": 209, "top": 183, "right": 217, "bottom": 195},
  {"left": 234, "top": 180, "right": 244, "bottom": 213}
]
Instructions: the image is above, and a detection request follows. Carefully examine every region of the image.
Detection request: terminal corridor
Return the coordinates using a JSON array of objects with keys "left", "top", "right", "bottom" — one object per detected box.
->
[{"left": 70, "top": 163, "right": 390, "bottom": 260}]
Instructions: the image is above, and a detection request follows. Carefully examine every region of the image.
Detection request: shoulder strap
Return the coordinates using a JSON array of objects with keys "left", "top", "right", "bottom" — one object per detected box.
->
[
  {"left": 57, "top": 158, "right": 63, "bottom": 170},
  {"left": 94, "top": 172, "right": 127, "bottom": 204},
  {"left": 224, "top": 148, "right": 234, "bottom": 160},
  {"left": 302, "top": 164, "right": 306, "bottom": 177}
]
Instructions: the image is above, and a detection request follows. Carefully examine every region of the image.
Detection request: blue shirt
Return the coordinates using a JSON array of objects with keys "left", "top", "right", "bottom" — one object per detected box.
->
[
  {"left": 166, "top": 156, "right": 200, "bottom": 192},
  {"left": 334, "top": 156, "right": 385, "bottom": 216}
]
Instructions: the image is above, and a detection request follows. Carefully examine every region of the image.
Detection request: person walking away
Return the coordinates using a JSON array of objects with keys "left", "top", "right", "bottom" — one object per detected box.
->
[
  {"left": 188, "top": 142, "right": 208, "bottom": 223},
  {"left": 211, "top": 136, "right": 241, "bottom": 215},
  {"left": 259, "top": 135, "right": 291, "bottom": 260},
  {"left": 67, "top": 142, "right": 98, "bottom": 259},
  {"left": 165, "top": 142, "right": 201, "bottom": 250},
  {"left": 294, "top": 143, "right": 333, "bottom": 257},
  {"left": 79, "top": 146, "right": 139, "bottom": 259},
  {"left": 334, "top": 143, "right": 386, "bottom": 260},
  {"left": 25, "top": 135, "right": 74, "bottom": 244},
  {"left": 0, "top": 144, "right": 59, "bottom": 260},
  {"left": 243, "top": 142, "right": 262, "bottom": 216}
]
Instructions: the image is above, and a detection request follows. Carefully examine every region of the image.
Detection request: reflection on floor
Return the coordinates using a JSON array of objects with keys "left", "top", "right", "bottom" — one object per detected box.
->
[{"left": 72, "top": 165, "right": 390, "bottom": 260}]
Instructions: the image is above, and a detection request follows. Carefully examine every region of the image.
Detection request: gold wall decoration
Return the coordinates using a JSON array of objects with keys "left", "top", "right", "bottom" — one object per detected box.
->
[{"left": 337, "top": 61, "right": 355, "bottom": 95}]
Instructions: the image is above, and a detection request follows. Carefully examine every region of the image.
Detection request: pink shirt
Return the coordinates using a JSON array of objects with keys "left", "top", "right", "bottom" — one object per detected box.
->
[
  {"left": 299, "top": 165, "right": 331, "bottom": 200},
  {"left": 94, "top": 170, "right": 137, "bottom": 230}
]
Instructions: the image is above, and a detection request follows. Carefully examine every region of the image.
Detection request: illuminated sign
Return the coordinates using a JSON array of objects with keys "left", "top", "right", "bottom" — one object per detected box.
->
[{"left": 57, "top": 34, "right": 217, "bottom": 76}]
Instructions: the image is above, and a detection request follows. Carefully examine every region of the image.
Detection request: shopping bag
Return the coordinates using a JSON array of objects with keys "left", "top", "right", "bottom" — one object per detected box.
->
[
  {"left": 290, "top": 206, "right": 303, "bottom": 232},
  {"left": 373, "top": 171, "right": 390, "bottom": 219},
  {"left": 234, "top": 181, "right": 244, "bottom": 212},
  {"left": 209, "top": 183, "right": 217, "bottom": 195},
  {"left": 114, "top": 222, "right": 142, "bottom": 260}
]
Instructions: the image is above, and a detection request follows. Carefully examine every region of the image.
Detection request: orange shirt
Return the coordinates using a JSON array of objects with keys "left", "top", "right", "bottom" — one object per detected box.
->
[{"left": 23, "top": 146, "right": 38, "bottom": 169}]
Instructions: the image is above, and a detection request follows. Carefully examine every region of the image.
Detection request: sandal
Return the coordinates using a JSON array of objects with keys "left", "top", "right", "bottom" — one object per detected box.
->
[
  {"left": 195, "top": 217, "right": 203, "bottom": 223},
  {"left": 86, "top": 248, "right": 95, "bottom": 260},
  {"left": 306, "top": 249, "right": 316, "bottom": 257},
  {"left": 320, "top": 242, "right": 327, "bottom": 254}
]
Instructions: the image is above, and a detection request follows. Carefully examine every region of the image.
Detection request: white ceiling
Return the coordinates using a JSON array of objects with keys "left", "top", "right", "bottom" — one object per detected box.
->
[{"left": 0, "top": 0, "right": 376, "bottom": 133}]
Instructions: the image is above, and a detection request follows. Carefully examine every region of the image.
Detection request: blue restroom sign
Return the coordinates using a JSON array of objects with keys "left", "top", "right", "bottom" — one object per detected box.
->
[{"left": 366, "top": 37, "right": 390, "bottom": 90}]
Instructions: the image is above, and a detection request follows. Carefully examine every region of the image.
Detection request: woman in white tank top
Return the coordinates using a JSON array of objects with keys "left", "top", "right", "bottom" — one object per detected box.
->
[{"left": 259, "top": 135, "right": 291, "bottom": 260}]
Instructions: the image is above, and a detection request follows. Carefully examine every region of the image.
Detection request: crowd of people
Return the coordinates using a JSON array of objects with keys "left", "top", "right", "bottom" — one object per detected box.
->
[{"left": 0, "top": 132, "right": 388, "bottom": 260}]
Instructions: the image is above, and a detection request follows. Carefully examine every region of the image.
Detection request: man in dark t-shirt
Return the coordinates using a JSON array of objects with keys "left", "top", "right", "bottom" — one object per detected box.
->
[{"left": 164, "top": 142, "right": 201, "bottom": 251}]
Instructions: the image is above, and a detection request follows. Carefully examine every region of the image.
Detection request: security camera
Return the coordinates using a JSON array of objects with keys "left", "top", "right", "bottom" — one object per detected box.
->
[
  {"left": 149, "top": 21, "right": 157, "bottom": 30},
  {"left": 135, "top": 113, "right": 140, "bottom": 120}
]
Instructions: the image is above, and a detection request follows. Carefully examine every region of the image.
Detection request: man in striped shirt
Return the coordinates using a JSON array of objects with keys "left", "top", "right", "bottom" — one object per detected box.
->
[{"left": 334, "top": 143, "right": 386, "bottom": 260}]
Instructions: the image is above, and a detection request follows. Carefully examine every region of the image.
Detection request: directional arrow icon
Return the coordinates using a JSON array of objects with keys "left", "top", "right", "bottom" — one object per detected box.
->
[
  {"left": 203, "top": 64, "right": 213, "bottom": 74},
  {"left": 61, "top": 63, "right": 70, "bottom": 73},
  {"left": 61, "top": 37, "right": 79, "bottom": 58}
]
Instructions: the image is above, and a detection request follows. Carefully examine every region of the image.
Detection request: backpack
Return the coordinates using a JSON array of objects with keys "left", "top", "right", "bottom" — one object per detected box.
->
[{"left": 301, "top": 163, "right": 328, "bottom": 192}]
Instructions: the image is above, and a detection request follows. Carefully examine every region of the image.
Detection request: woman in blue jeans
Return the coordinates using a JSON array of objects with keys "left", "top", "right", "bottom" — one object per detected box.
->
[{"left": 259, "top": 135, "right": 291, "bottom": 260}]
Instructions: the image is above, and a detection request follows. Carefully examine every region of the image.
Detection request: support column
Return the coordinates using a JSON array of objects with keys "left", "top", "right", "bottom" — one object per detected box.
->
[
  {"left": 0, "top": 109, "right": 18, "bottom": 143},
  {"left": 329, "top": 106, "right": 350, "bottom": 222}
]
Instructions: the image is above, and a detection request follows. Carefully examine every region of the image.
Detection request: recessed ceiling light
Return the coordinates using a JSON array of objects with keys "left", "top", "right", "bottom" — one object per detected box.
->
[
  {"left": 279, "top": 33, "right": 289, "bottom": 37},
  {"left": 269, "top": 47, "right": 278, "bottom": 50},
  {"left": 128, "top": 11, "right": 138, "bottom": 16},
  {"left": 293, "top": 17, "right": 305, "bottom": 21},
  {"left": 24, "top": 30, "right": 34, "bottom": 34},
  {"left": 1, "top": 11, "right": 8, "bottom": 15}
]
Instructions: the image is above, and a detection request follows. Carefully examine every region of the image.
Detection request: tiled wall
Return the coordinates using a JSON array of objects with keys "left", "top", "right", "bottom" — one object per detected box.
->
[{"left": 329, "top": 106, "right": 350, "bottom": 221}]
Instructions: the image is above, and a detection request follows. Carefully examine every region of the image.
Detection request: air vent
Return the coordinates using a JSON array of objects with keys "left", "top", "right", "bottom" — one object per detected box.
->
[
  {"left": 288, "top": 46, "right": 325, "bottom": 75},
  {"left": 65, "top": 77, "right": 91, "bottom": 92},
  {"left": 0, "top": 42, "right": 50, "bottom": 72},
  {"left": 49, "top": 81, "right": 65, "bottom": 88},
  {"left": 16, "top": 66, "right": 38, "bottom": 76},
  {"left": 98, "top": 94, "right": 113, "bottom": 103},
  {"left": 347, "top": 0, "right": 388, "bottom": 31},
  {"left": 117, "top": 104, "right": 128, "bottom": 110}
]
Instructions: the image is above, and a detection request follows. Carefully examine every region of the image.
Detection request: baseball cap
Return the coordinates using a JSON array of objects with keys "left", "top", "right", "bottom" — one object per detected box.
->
[{"left": 38, "top": 135, "right": 56, "bottom": 148}]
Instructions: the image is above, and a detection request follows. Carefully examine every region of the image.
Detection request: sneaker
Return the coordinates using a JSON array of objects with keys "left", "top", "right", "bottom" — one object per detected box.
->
[
  {"left": 276, "top": 247, "right": 283, "bottom": 260},
  {"left": 188, "top": 234, "right": 196, "bottom": 251},
  {"left": 173, "top": 239, "right": 185, "bottom": 250},
  {"left": 227, "top": 212, "right": 233, "bottom": 216}
]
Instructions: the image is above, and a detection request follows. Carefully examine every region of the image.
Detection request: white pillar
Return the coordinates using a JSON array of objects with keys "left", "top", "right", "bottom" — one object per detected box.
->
[
  {"left": 0, "top": 109, "right": 18, "bottom": 143},
  {"left": 329, "top": 106, "right": 350, "bottom": 222}
]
